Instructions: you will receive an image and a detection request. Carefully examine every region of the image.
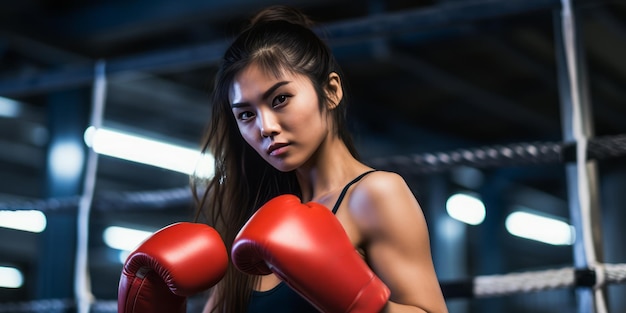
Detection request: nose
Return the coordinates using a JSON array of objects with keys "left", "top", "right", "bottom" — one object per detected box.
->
[{"left": 259, "top": 110, "right": 280, "bottom": 138}]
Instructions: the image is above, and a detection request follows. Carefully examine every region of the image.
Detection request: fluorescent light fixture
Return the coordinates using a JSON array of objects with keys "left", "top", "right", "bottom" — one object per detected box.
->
[
  {"left": 84, "top": 126, "right": 214, "bottom": 178},
  {"left": 103, "top": 226, "right": 153, "bottom": 252},
  {"left": 0, "top": 266, "right": 24, "bottom": 288},
  {"left": 505, "top": 211, "right": 575, "bottom": 245},
  {"left": 446, "top": 192, "right": 486, "bottom": 225},
  {"left": 0, "top": 210, "right": 47, "bottom": 233},
  {"left": 0, "top": 96, "right": 21, "bottom": 118}
]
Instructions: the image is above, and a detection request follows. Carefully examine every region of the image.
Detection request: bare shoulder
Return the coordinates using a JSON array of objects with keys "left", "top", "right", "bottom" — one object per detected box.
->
[
  {"left": 347, "top": 171, "right": 423, "bottom": 230},
  {"left": 356, "top": 170, "right": 408, "bottom": 194}
]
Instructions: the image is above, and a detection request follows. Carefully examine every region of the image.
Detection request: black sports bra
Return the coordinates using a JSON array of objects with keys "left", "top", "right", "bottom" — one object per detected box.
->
[
  {"left": 331, "top": 170, "right": 376, "bottom": 214},
  {"left": 246, "top": 170, "right": 377, "bottom": 313}
]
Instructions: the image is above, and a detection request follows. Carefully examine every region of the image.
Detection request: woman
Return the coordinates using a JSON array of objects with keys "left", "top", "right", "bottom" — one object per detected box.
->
[{"left": 194, "top": 5, "right": 448, "bottom": 313}]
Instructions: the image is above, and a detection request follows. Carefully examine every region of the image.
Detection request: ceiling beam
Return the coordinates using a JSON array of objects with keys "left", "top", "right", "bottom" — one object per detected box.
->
[
  {"left": 0, "top": 0, "right": 570, "bottom": 97},
  {"left": 385, "top": 51, "right": 558, "bottom": 135},
  {"left": 41, "top": 0, "right": 341, "bottom": 46}
]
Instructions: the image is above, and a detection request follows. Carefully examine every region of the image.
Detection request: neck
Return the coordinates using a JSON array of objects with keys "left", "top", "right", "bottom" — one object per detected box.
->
[{"left": 295, "top": 135, "right": 369, "bottom": 203}]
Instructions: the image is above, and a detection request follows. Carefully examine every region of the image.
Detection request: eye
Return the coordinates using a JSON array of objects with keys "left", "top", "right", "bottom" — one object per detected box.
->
[
  {"left": 236, "top": 111, "right": 255, "bottom": 121},
  {"left": 272, "top": 94, "right": 290, "bottom": 107}
]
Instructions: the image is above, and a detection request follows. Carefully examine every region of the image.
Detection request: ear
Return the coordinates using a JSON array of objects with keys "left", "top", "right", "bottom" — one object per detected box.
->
[{"left": 325, "top": 72, "right": 343, "bottom": 110}]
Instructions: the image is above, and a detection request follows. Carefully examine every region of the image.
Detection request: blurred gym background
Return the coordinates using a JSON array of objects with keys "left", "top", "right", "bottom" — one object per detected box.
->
[{"left": 0, "top": 0, "right": 625, "bottom": 312}]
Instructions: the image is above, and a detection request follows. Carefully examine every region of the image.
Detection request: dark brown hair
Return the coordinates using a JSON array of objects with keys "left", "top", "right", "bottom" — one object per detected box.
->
[{"left": 192, "top": 5, "right": 358, "bottom": 312}]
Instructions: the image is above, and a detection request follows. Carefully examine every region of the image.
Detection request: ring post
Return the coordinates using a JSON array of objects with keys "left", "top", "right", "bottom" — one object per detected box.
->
[{"left": 554, "top": 1, "right": 607, "bottom": 312}]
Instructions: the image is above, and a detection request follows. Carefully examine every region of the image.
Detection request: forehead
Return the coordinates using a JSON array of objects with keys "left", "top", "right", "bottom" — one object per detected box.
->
[
  {"left": 234, "top": 63, "right": 293, "bottom": 87},
  {"left": 229, "top": 63, "right": 308, "bottom": 101}
]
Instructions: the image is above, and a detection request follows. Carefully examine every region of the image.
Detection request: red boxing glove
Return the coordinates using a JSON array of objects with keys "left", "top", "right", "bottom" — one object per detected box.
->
[
  {"left": 118, "top": 222, "right": 228, "bottom": 313},
  {"left": 232, "top": 195, "right": 390, "bottom": 313}
]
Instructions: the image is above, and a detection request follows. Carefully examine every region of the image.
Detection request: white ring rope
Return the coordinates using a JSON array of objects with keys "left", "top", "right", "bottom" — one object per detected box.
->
[
  {"left": 74, "top": 60, "right": 107, "bottom": 313},
  {"left": 472, "top": 264, "right": 626, "bottom": 298},
  {"left": 474, "top": 267, "right": 574, "bottom": 297}
]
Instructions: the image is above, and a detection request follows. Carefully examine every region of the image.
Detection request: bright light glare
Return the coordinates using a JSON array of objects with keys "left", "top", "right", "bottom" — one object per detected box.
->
[
  {"left": 49, "top": 141, "right": 84, "bottom": 180},
  {"left": 103, "top": 226, "right": 153, "bottom": 252},
  {"left": 446, "top": 193, "right": 486, "bottom": 225},
  {"left": 84, "top": 126, "right": 214, "bottom": 178},
  {"left": 0, "top": 266, "right": 24, "bottom": 288},
  {"left": 505, "top": 211, "right": 575, "bottom": 245},
  {"left": 0, "top": 96, "right": 21, "bottom": 118},
  {"left": 0, "top": 210, "right": 47, "bottom": 233}
]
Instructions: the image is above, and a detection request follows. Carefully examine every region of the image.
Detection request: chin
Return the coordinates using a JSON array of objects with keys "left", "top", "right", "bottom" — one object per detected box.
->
[
  {"left": 271, "top": 163, "right": 298, "bottom": 173},
  {"left": 267, "top": 158, "right": 300, "bottom": 173}
]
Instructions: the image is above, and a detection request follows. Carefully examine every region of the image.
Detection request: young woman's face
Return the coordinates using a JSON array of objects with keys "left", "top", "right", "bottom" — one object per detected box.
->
[{"left": 229, "top": 63, "right": 330, "bottom": 172}]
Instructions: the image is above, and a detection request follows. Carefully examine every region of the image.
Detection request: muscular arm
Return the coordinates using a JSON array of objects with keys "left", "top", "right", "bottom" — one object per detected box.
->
[{"left": 349, "top": 172, "right": 448, "bottom": 313}]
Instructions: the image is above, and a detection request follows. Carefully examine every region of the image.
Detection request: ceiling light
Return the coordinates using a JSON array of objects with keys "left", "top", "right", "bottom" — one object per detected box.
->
[
  {"left": 0, "top": 210, "right": 47, "bottom": 233},
  {"left": 103, "top": 226, "right": 153, "bottom": 252},
  {"left": 0, "top": 96, "right": 21, "bottom": 118},
  {"left": 84, "top": 126, "right": 214, "bottom": 178},
  {"left": 49, "top": 141, "right": 84, "bottom": 181},
  {"left": 505, "top": 210, "right": 574, "bottom": 245},
  {"left": 0, "top": 266, "right": 23, "bottom": 288},
  {"left": 446, "top": 192, "right": 486, "bottom": 225}
]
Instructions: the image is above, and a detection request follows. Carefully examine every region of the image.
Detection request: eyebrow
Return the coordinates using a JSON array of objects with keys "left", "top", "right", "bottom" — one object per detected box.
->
[{"left": 231, "top": 81, "right": 290, "bottom": 108}]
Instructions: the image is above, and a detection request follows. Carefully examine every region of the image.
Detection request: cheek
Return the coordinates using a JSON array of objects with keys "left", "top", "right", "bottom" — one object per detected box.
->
[
  {"left": 292, "top": 102, "right": 325, "bottom": 128},
  {"left": 302, "top": 109, "right": 329, "bottom": 133},
  {"left": 238, "top": 124, "right": 267, "bottom": 156},
  {"left": 238, "top": 125, "right": 256, "bottom": 145}
]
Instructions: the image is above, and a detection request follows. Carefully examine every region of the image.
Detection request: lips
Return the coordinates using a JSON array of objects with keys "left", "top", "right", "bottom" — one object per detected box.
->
[{"left": 267, "top": 142, "right": 289, "bottom": 155}]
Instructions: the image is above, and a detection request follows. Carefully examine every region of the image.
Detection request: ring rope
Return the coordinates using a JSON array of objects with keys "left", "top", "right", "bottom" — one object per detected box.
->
[
  {"left": 438, "top": 263, "right": 626, "bottom": 298},
  {"left": 1, "top": 134, "right": 626, "bottom": 213},
  {"left": 1, "top": 263, "right": 625, "bottom": 312},
  {"left": 73, "top": 59, "right": 107, "bottom": 313},
  {"left": 0, "top": 187, "right": 192, "bottom": 213},
  {"left": 473, "top": 267, "right": 574, "bottom": 297},
  {"left": 368, "top": 134, "right": 626, "bottom": 175}
]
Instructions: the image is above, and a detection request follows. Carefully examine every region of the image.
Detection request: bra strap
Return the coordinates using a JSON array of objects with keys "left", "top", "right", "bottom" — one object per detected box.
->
[{"left": 331, "top": 170, "right": 377, "bottom": 214}]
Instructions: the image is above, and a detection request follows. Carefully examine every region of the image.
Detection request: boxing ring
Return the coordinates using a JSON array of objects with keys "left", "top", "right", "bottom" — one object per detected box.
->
[
  {"left": 1, "top": 0, "right": 625, "bottom": 312},
  {"left": 1, "top": 131, "right": 626, "bottom": 312}
]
